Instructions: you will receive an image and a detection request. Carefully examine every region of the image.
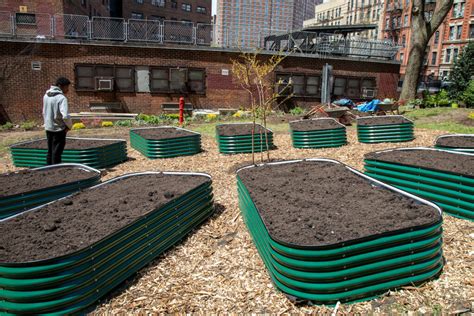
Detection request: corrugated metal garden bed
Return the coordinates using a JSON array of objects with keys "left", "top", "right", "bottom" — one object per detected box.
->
[
  {"left": 290, "top": 118, "right": 347, "bottom": 149},
  {"left": 357, "top": 116, "right": 414, "bottom": 144},
  {"left": 364, "top": 148, "right": 474, "bottom": 221},
  {"left": 10, "top": 137, "right": 127, "bottom": 169},
  {"left": 216, "top": 123, "right": 274, "bottom": 154},
  {"left": 434, "top": 134, "right": 474, "bottom": 154},
  {"left": 236, "top": 159, "right": 443, "bottom": 305},
  {"left": 0, "top": 172, "right": 214, "bottom": 314},
  {"left": 0, "top": 163, "right": 100, "bottom": 220},
  {"left": 130, "top": 127, "right": 202, "bottom": 159}
]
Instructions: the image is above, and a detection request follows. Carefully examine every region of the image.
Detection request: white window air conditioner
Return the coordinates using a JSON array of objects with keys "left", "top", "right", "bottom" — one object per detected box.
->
[
  {"left": 95, "top": 77, "right": 114, "bottom": 91},
  {"left": 362, "top": 88, "right": 376, "bottom": 98}
]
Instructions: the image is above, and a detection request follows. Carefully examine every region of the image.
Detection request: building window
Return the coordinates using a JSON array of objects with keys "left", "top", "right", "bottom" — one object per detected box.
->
[
  {"left": 445, "top": 49, "right": 451, "bottom": 63},
  {"left": 171, "top": 0, "right": 177, "bottom": 8},
  {"left": 197, "top": 6, "right": 207, "bottom": 14},
  {"left": 452, "top": 2, "right": 465, "bottom": 18},
  {"left": 403, "top": 14, "right": 408, "bottom": 26},
  {"left": 75, "top": 64, "right": 135, "bottom": 92},
  {"left": 131, "top": 12, "right": 144, "bottom": 19},
  {"left": 332, "top": 77, "right": 376, "bottom": 99},
  {"left": 150, "top": 67, "right": 206, "bottom": 94},
  {"left": 456, "top": 25, "right": 462, "bottom": 39},
  {"left": 151, "top": 0, "right": 165, "bottom": 7},
  {"left": 15, "top": 13, "right": 36, "bottom": 25},
  {"left": 453, "top": 48, "right": 459, "bottom": 62},
  {"left": 275, "top": 73, "right": 322, "bottom": 97},
  {"left": 434, "top": 31, "right": 439, "bottom": 44},
  {"left": 134, "top": 0, "right": 143, "bottom": 4},
  {"left": 449, "top": 26, "right": 455, "bottom": 40},
  {"left": 400, "top": 52, "right": 404, "bottom": 63},
  {"left": 81, "top": 0, "right": 87, "bottom": 7},
  {"left": 431, "top": 52, "right": 437, "bottom": 65},
  {"left": 470, "top": 24, "right": 474, "bottom": 38},
  {"left": 181, "top": 3, "right": 191, "bottom": 12}
]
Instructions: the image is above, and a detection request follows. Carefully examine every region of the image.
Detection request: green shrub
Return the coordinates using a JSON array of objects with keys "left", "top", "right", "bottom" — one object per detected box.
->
[
  {"left": 423, "top": 90, "right": 450, "bottom": 108},
  {"left": 20, "top": 120, "right": 37, "bottom": 130},
  {"left": 0, "top": 122, "right": 14, "bottom": 130},
  {"left": 289, "top": 106, "right": 305, "bottom": 115},
  {"left": 114, "top": 120, "right": 133, "bottom": 127},
  {"left": 461, "top": 81, "right": 474, "bottom": 108}
]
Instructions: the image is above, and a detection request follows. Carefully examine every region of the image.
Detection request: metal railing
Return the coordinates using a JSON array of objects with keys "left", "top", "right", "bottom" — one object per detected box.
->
[{"left": 0, "top": 12, "right": 400, "bottom": 60}]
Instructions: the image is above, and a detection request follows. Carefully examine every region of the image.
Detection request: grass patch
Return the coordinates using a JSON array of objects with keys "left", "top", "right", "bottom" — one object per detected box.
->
[
  {"left": 415, "top": 122, "right": 474, "bottom": 133},
  {"left": 403, "top": 107, "right": 457, "bottom": 120}
]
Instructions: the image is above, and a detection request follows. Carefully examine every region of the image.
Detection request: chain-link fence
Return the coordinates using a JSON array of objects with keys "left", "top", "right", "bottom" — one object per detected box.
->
[
  {"left": 163, "top": 20, "right": 194, "bottom": 44},
  {"left": 128, "top": 19, "right": 162, "bottom": 42},
  {"left": 14, "top": 13, "right": 52, "bottom": 38},
  {"left": 54, "top": 14, "right": 88, "bottom": 39},
  {"left": 91, "top": 17, "right": 125, "bottom": 41},
  {"left": 1, "top": 11, "right": 400, "bottom": 60},
  {"left": 0, "top": 12, "right": 12, "bottom": 36}
]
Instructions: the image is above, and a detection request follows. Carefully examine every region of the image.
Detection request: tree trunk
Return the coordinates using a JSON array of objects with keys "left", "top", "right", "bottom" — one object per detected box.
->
[{"left": 399, "top": 0, "right": 454, "bottom": 101}]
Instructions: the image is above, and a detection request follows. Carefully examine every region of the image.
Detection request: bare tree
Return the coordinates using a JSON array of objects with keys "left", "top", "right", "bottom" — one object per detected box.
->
[
  {"left": 399, "top": 0, "right": 454, "bottom": 101},
  {"left": 231, "top": 50, "right": 292, "bottom": 164}
]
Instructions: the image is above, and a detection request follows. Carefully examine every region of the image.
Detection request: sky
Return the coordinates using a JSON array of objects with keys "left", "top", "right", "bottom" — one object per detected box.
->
[{"left": 212, "top": 0, "right": 217, "bottom": 15}]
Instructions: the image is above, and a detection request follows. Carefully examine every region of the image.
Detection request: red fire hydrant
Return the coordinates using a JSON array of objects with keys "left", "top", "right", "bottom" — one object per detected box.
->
[{"left": 179, "top": 97, "right": 184, "bottom": 126}]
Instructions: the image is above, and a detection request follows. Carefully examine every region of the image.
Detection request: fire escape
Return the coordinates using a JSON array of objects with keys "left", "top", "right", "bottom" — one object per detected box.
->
[{"left": 384, "top": 1, "right": 403, "bottom": 43}]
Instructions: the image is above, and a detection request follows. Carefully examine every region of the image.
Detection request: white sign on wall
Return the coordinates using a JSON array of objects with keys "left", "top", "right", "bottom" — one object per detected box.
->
[{"left": 221, "top": 69, "right": 229, "bottom": 76}]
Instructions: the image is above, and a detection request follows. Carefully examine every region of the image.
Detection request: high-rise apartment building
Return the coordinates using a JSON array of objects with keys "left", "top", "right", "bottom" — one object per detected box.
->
[
  {"left": 304, "top": 0, "right": 384, "bottom": 40},
  {"left": 346, "top": 0, "right": 385, "bottom": 39},
  {"left": 303, "top": 0, "right": 347, "bottom": 27},
  {"left": 216, "top": 0, "right": 321, "bottom": 48},
  {"left": 381, "top": 0, "right": 473, "bottom": 78}
]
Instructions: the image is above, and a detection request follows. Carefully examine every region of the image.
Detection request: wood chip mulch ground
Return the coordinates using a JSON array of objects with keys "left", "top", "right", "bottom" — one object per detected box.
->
[{"left": 1, "top": 127, "right": 472, "bottom": 315}]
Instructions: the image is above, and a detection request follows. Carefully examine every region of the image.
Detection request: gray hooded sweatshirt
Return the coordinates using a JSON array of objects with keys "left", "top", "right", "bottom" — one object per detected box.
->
[{"left": 42, "top": 86, "right": 72, "bottom": 132}]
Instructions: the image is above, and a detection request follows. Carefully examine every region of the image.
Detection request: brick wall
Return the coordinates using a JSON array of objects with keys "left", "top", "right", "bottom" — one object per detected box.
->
[
  {"left": 122, "top": 0, "right": 211, "bottom": 23},
  {"left": 0, "top": 0, "right": 110, "bottom": 16},
  {"left": 0, "top": 41, "right": 400, "bottom": 123}
]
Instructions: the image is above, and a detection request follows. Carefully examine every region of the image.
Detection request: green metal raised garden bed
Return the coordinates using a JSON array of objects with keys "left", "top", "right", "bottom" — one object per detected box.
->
[
  {"left": 10, "top": 138, "right": 127, "bottom": 169},
  {"left": 216, "top": 123, "right": 274, "bottom": 154},
  {"left": 290, "top": 118, "right": 347, "bottom": 149},
  {"left": 237, "top": 159, "right": 443, "bottom": 305},
  {"left": 357, "top": 116, "right": 414, "bottom": 144},
  {"left": 0, "top": 172, "right": 214, "bottom": 315},
  {"left": 434, "top": 134, "right": 474, "bottom": 154},
  {"left": 130, "top": 127, "right": 202, "bottom": 159},
  {"left": 364, "top": 148, "right": 474, "bottom": 221},
  {"left": 0, "top": 164, "right": 100, "bottom": 221}
]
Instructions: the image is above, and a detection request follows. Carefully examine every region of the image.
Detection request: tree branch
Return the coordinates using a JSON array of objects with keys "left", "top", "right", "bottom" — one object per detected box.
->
[{"left": 428, "top": 0, "right": 454, "bottom": 35}]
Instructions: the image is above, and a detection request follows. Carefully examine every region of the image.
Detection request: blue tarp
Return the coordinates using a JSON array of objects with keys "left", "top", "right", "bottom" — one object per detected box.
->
[
  {"left": 357, "top": 99, "right": 381, "bottom": 112},
  {"left": 333, "top": 99, "right": 355, "bottom": 108}
]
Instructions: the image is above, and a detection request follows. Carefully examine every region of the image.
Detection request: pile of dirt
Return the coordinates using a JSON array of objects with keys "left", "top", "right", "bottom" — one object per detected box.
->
[
  {"left": 12, "top": 138, "right": 122, "bottom": 150},
  {"left": 436, "top": 135, "right": 474, "bottom": 149},
  {"left": 133, "top": 128, "right": 196, "bottom": 140},
  {"left": 217, "top": 124, "right": 270, "bottom": 136},
  {"left": 238, "top": 161, "right": 440, "bottom": 247},
  {"left": 290, "top": 119, "right": 342, "bottom": 132},
  {"left": 0, "top": 174, "right": 210, "bottom": 263},
  {"left": 357, "top": 116, "right": 411, "bottom": 126}
]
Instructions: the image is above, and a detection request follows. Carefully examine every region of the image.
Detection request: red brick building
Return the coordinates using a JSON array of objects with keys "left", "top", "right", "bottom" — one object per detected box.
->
[
  {"left": 0, "top": 0, "right": 111, "bottom": 17},
  {"left": 0, "top": 40, "right": 400, "bottom": 123},
  {"left": 381, "top": 0, "right": 474, "bottom": 79},
  {"left": 120, "top": 0, "right": 211, "bottom": 23}
]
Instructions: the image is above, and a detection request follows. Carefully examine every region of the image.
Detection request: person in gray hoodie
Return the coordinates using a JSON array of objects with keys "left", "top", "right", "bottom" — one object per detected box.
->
[{"left": 42, "top": 77, "right": 73, "bottom": 165}]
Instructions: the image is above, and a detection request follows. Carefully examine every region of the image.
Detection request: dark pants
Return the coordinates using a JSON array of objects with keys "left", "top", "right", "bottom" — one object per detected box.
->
[{"left": 46, "top": 130, "right": 67, "bottom": 165}]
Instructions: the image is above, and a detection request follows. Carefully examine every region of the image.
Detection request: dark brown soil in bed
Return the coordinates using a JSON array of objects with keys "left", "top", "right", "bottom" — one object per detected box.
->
[
  {"left": 365, "top": 149, "right": 474, "bottom": 177},
  {"left": 0, "top": 174, "right": 210, "bottom": 263},
  {"left": 0, "top": 167, "right": 98, "bottom": 198},
  {"left": 217, "top": 124, "right": 270, "bottom": 136},
  {"left": 436, "top": 135, "right": 474, "bottom": 148},
  {"left": 133, "top": 128, "right": 196, "bottom": 140},
  {"left": 357, "top": 116, "right": 411, "bottom": 126},
  {"left": 238, "top": 161, "right": 440, "bottom": 247},
  {"left": 11, "top": 138, "right": 123, "bottom": 150},
  {"left": 290, "top": 119, "right": 342, "bottom": 132}
]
